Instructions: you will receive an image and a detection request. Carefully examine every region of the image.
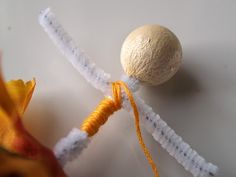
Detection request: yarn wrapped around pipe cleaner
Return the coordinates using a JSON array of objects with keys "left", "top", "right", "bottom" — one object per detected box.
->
[
  {"left": 80, "top": 81, "right": 159, "bottom": 177},
  {"left": 39, "top": 8, "right": 218, "bottom": 177}
]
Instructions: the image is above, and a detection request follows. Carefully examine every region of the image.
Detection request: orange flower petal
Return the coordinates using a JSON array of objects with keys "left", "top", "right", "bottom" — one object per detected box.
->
[
  {"left": 0, "top": 77, "right": 36, "bottom": 152},
  {"left": 0, "top": 106, "right": 16, "bottom": 151},
  {"left": 0, "top": 71, "right": 18, "bottom": 119},
  {"left": 6, "top": 79, "right": 36, "bottom": 116}
]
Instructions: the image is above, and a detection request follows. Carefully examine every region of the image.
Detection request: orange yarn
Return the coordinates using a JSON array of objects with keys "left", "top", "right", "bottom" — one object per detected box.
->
[
  {"left": 80, "top": 82, "right": 122, "bottom": 136},
  {"left": 80, "top": 97, "right": 120, "bottom": 136},
  {"left": 80, "top": 81, "right": 159, "bottom": 177}
]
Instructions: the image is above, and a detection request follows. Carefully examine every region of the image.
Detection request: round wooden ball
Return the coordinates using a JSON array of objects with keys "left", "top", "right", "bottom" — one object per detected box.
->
[{"left": 120, "top": 25, "right": 182, "bottom": 85}]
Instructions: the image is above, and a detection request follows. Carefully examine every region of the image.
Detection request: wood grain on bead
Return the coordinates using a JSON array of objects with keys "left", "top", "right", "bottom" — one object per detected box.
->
[{"left": 120, "top": 25, "right": 182, "bottom": 85}]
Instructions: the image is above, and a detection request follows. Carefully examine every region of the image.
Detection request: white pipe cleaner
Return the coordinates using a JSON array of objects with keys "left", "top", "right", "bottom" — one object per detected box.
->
[{"left": 39, "top": 8, "right": 218, "bottom": 177}]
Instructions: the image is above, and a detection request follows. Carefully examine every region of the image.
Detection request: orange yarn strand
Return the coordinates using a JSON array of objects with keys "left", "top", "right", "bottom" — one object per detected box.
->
[
  {"left": 80, "top": 81, "right": 159, "bottom": 177},
  {"left": 115, "top": 81, "right": 159, "bottom": 177}
]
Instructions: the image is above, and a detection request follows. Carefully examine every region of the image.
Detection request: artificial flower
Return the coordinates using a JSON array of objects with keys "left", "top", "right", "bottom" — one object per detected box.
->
[{"left": 0, "top": 70, "right": 67, "bottom": 177}]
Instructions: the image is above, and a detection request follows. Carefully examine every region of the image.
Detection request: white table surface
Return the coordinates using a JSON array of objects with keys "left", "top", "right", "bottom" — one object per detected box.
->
[{"left": 0, "top": 0, "right": 235, "bottom": 177}]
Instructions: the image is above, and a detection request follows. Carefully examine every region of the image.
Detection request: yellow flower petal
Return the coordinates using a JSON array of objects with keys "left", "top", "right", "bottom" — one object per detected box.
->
[
  {"left": 6, "top": 79, "right": 36, "bottom": 116},
  {"left": 0, "top": 71, "right": 17, "bottom": 118},
  {"left": 0, "top": 75, "right": 35, "bottom": 152},
  {"left": 0, "top": 111, "right": 20, "bottom": 164},
  {"left": 0, "top": 107, "right": 16, "bottom": 151}
]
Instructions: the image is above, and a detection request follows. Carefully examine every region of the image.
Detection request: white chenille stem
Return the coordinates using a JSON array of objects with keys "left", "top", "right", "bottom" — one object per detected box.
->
[
  {"left": 122, "top": 94, "right": 218, "bottom": 177},
  {"left": 39, "top": 8, "right": 110, "bottom": 92},
  {"left": 54, "top": 128, "right": 90, "bottom": 167},
  {"left": 39, "top": 8, "right": 218, "bottom": 177}
]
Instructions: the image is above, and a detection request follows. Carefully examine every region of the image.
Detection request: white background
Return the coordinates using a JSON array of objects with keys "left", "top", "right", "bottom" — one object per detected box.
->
[{"left": 0, "top": 0, "right": 235, "bottom": 177}]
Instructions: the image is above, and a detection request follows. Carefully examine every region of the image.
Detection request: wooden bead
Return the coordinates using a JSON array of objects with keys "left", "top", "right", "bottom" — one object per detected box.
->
[{"left": 120, "top": 25, "right": 182, "bottom": 85}]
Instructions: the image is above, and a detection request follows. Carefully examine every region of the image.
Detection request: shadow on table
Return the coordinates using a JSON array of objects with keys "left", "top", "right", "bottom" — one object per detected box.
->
[{"left": 145, "top": 66, "right": 200, "bottom": 99}]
